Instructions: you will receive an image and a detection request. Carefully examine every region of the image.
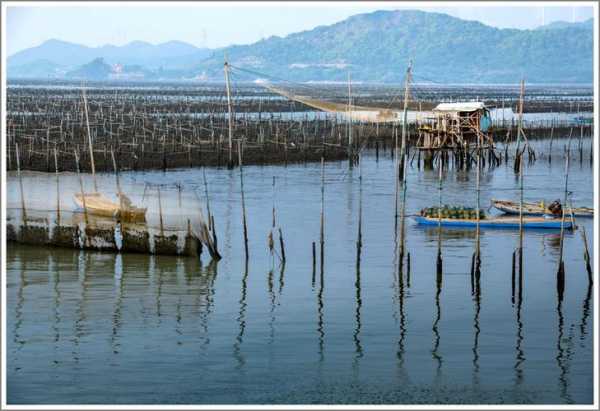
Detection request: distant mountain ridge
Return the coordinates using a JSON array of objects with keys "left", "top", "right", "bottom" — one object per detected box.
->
[
  {"left": 7, "top": 10, "right": 593, "bottom": 83},
  {"left": 8, "top": 39, "right": 212, "bottom": 73},
  {"left": 535, "top": 18, "right": 593, "bottom": 30}
]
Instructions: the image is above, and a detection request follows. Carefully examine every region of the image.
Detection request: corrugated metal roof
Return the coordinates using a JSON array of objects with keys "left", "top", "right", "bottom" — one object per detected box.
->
[{"left": 433, "top": 102, "right": 486, "bottom": 112}]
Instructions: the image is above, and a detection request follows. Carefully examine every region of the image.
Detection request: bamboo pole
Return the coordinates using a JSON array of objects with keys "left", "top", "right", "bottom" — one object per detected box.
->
[
  {"left": 436, "top": 157, "right": 443, "bottom": 276},
  {"left": 224, "top": 61, "right": 234, "bottom": 169},
  {"left": 475, "top": 147, "right": 482, "bottom": 292},
  {"left": 238, "top": 139, "right": 249, "bottom": 262},
  {"left": 398, "top": 142, "right": 408, "bottom": 272},
  {"left": 581, "top": 227, "right": 593, "bottom": 285},
  {"left": 356, "top": 155, "right": 363, "bottom": 270},
  {"left": 399, "top": 60, "right": 412, "bottom": 182},
  {"left": 347, "top": 71, "right": 354, "bottom": 164},
  {"left": 110, "top": 149, "right": 123, "bottom": 205},
  {"left": 394, "top": 126, "right": 400, "bottom": 236},
  {"left": 202, "top": 167, "right": 212, "bottom": 222},
  {"left": 15, "top": 144, "right": 27, "bottom": 225},
  {"left": 517, "top": 154, "right": 524, "bottom": 300},
  {"left": 82, "top": 86, "right": 98, "bottom": 192},
  {"left": 548, "top": 126, "right": 554, "bottom": 164},
  {"left": 74, "top": 149, "right": 88, "bottom": 225},
  {"left": 320, "top": 157, "right": 325, "bottom": 273},
  {"left": 556, "top": 147, "right": 570, "bottom": 301},
  {"left": 54, "top": 148, "right": 60, "bottom": 225},
  {"left": 157, "top": 186, "right": 164, "bottom": 236},
  {"left": 514, "top": 79, "right": 525, "bottom": 174}
]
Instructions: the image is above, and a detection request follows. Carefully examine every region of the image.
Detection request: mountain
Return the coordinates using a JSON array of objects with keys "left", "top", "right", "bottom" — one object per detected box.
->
[
  {"left": 7, "top": 10, "right": 593, "bottom": 83},
  {"left": 536, "top": 18, "right": 593, "bottom": 31},
  {"left": 7, "top": 59, "right": 66, "bottom": 79},
  {"left": 196, "top": 10, "right": 593, "bottom": 83},
  {"left": 66, "top": 57, "right": 113, "bottom": 80},
  {"left": 8, "top": 39, "right": 212, "bottom": 72}
]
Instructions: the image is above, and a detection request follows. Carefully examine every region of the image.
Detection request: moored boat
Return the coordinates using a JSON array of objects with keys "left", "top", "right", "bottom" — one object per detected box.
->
[
  {"left": 492, "top": 199, "right": 593, "bottom": 218},
  {"left": 74, "top": 192, "right": 147, "bottom": 223},
  {"left": 414, "top": 215, "right": 574, "bottom": 230}
]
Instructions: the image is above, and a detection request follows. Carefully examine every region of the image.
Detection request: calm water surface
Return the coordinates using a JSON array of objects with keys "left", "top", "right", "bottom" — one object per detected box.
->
[{"left": 6, "top": 138, "right": 595, "bottom": 404}]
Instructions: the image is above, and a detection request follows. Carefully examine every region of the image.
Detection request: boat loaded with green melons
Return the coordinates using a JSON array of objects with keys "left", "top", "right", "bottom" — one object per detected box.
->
[
  {"left": 414, "top": 204, "right": 574, "bottom": 230},
  {"left": 420, "top": 205, "right": 486, "bottom": 220}
]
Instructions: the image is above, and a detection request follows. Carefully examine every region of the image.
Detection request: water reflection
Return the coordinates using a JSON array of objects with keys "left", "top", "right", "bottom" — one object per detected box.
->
[
  {"left": 514, "top": 286, "right": 525, "bottom": 387},
  {"left": 396, "top": 259, "right": 408, "bottom": 381},
  {"left": 317, "top": 266, "right": 325, "bottom": 362},
  {"left": 73, "top": 251, "right": 89, "bottom": 364},
  {"left": 234, "top": 264, "right": 249, "bottom": 369},
  {"left": 111, "top": 254, "right": 124, "bottom": 354},
  {"left": 197, "top": 259, "right": 218, "bottom": 351},
  {"left": 432, "top": 261, "right": 443, "bottom": 372},
  {"left": 278, "top": 263, "right": 285, "bottom": 297},
  {"left": 578, "top": 284, "right": 592, "bottom": 345},
  {"left": 268, "top": 268, "right": 276, "bottom": 345},
  {"left": 50, "top": 255, "right": 61, "bottom": 366},
  {"left": 353, "top": 263, "right": 363, "bottom": 361},
  {"left": 472, "top": 278, "right": 481, "bottom": 386},
  {"left": 9, "top": 245, "right": 221, "bottom": 365},
  {"left": 13, "top": 257, "right": 26, "bottom": 365},
  {"left": 556, "top": 299, "right": 573, "bottom": 404}
]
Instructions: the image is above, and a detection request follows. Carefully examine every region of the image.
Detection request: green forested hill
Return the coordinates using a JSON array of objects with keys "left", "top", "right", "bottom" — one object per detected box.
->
[{"left": 198, "top": 10, "right": 593, "bottom": 83}]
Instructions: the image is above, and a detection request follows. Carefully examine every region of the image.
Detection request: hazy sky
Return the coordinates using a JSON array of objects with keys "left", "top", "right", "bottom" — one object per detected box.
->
[{"left": 5, "top": 2, "right": 595, "bottom": 56}]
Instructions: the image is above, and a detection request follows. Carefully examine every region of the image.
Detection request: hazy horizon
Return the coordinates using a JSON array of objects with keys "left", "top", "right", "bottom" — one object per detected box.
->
[{"left": 6, "top": 3, "right": 595, "bottom": 56}]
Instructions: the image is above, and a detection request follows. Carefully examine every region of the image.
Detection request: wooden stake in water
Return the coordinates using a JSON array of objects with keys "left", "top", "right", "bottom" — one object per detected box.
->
[
  {"left": 436, "top": 158, "right": 443, "bottom": 276},
  {"left": 238, "top": 139, "right": 249, "bottom": 262},
  {"left": 399, "top": 60, "right": 412, "bottom": 182},
  {"left": 82, "top": 85, "right": 98, "bottom": 192},
  {"left": 320, "top": 157, "right": 325, "bottom": 273},
  {"left": 15, "top": 144, "right": 27, "bottom": 225},
  {"left": 581, "top": 227, "right": 593, "bottom": 285},
  {"left": 268, "top": 177, "right": 276, "bottom": 261},
  {"left": 347, "top": 71, "right": 353, "bottom": 163},
  {"left": 514, "top": 79, "right": 526, "bottom": 174},
  {"left": 202, "top": 167, "right": 218, "bottom": 247},
  {"left": 556, "top": 148, "right": 571, "bottom": 301},
  {"left": 398, "top": 143, "right": 408, "bottom": 273},
  {"left": 472, "top": 148, "right": 482, "bottom": 295},
  {"left": 548, "top": 126, "right": 554, "bottom": 164},
  {"left": 394, "top": 127, "right": 400, "bottom": 236},
  {"left": 356, "top": 155, "right": 363, "bottom": 270},
  {"left": 110, "top": 149, "right": 123, "bottom": 205},
  {"left": 224, "top": 60, "right": 235, "bottom": 169},
  {"left": 74, "top": 149, "right": 88, "bottom": 225},
  {"left": 54, "top": 148, "right": 60, "bottom": 225},
  {"left": 157, "top": 186, "right": 164, "bottom": 236},
  {"left": 517, "top": 156, "right": 524, "bottom": 299}
]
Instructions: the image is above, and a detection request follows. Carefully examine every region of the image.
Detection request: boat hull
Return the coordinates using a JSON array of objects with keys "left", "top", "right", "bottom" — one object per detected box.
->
[
  {"left": 414, "top": 216, "right": 573, "bottom": 230},
  {"left": 74, "top": 193, "right": 147, "bottom": 223},
  {"left": 492, "top": 200, "right": 593, "bottom": 218}
]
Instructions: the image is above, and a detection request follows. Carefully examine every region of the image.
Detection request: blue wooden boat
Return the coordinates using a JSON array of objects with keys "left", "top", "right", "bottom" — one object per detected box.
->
[{"left": 414, "top": 215, "right": 574, "bottom": 230}]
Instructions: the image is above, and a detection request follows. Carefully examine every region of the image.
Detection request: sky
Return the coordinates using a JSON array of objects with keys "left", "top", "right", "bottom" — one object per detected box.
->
[{"left": 5, "top": 2, "right": 595, "bottom": 56}]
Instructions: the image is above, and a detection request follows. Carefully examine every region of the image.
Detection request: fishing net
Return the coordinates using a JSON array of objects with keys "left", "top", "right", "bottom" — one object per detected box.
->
[{"left": 6, "top": 170, "right": 218, "bottom": 257}]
